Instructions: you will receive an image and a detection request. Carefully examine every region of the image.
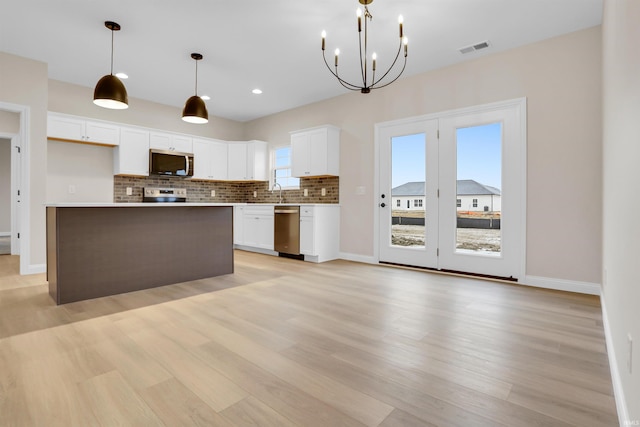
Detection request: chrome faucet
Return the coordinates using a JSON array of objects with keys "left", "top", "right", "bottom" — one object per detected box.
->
[{"left": 272, "top": 182, "right": 283, "bottom": 204}]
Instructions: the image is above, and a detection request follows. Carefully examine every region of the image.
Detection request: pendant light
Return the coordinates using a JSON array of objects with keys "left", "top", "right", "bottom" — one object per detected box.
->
[
  {"left": 93, "top": 21, "right": 128, "bottom": 109},
  {"left": 182, "top": 53, "right": 208, "bottom": 124}
]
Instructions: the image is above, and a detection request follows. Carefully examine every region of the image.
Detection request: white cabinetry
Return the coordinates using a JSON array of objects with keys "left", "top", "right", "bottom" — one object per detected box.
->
[
  {"left": 192, "top": 138, "right": 228, "bottom": 180},
  {"left": 299, "top": 205, "right": 340, "bottom": 262},
  {"left": 234, "top": 206, "right": 245, "bottom": 245},
  {"left": 290, "top": 125, "right": 340, "bottom": 177},
  {"left": 227, "top": 140, "right": 268, "bottom": 181},
  {"left": 48, "top": 113, "right": 120, "bottom": 146},
  {"left": 241, "top": 206, "right": 274, "bottom": 250},
  {"left": 114, "top": 127, "right": 150, "bottom": 176},
  {"left": 150, "top": 131, "right": 193, "bottom": 153}
]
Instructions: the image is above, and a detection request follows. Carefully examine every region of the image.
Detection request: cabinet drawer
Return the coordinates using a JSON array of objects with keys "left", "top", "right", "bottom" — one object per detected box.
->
[
  {"left": 244, "top": 206, "right": 274, "bottom": 217},
  {"left": 300, "top": 206, "right": 314, "bottom": 217}
]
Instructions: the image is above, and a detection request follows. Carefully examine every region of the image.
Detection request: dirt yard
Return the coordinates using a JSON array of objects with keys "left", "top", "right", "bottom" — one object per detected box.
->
[{"left": 391, "top": 224, "right": 501, "bottom": 252}]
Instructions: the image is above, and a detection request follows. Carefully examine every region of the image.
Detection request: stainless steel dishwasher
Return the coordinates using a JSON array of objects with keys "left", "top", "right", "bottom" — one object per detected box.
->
[{"left": 274, "top": 206, "right": 300, "bottom": 255}]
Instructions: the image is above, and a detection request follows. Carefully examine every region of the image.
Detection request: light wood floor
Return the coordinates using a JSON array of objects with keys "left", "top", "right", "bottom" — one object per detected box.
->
[{"left": 0, "top": 251, "right": 618, "bottom": 426}]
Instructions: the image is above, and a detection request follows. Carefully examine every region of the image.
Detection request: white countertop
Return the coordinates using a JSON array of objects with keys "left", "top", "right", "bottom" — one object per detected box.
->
[{"left": 45, "top": 202, "right": 340, "bottom": 207}]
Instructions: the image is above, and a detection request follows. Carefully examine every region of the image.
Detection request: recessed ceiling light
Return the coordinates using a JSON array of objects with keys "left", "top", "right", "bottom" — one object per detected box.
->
[
  {"left": 115, "top": 72, "right": 128, "bottom": 79},
  {"left": 200, "top": 95, "right": 211, "bottom": 100},
  {"left": 252, "top": 88, "right": 263, "bottom": 95}
]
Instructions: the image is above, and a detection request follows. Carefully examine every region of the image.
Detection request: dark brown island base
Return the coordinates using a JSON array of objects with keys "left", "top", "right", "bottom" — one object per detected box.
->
[{"left": 46, "top": 204, "right": 234, "bottom": 304}]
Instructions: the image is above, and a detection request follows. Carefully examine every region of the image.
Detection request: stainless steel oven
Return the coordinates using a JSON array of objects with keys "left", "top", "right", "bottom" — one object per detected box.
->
[
  {"left": 142, "top": 187, "right": 187, "bottom": 203},
  {"left": 274, "top": 206, "right": 300, "bottom": 255}
]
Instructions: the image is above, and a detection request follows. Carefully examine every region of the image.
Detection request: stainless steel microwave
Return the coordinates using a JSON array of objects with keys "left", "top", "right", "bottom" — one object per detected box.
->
[{"left": 149, "top": 149, "right": 194, "bottom": 177}]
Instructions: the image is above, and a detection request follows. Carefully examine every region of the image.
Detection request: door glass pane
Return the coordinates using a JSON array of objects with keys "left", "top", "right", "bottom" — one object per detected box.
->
[
  {"left": 391, "top": 133, "right": 426, "bottom": 247},
  {"left": 456, "top": 123, "right": 502, "bottom": 255}
]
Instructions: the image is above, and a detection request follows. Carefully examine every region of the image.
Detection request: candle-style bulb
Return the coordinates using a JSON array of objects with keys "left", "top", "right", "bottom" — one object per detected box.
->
[
  {"left": 357, "top": 8, "right": 362, "bottom": 32},
  {"left": 403, "top": 37, "right": 408, "bottom": 57},
  {"left": 321, "top": 30, "right": 326, "bottom": 50},
  {"left": 372, "top": 52, "right": 377, "bottom": 71},
  {"left": 399, "top": 15, "right": 404, "bottom": 38},
  {"left": 334, "top": 48, "right": 340, "bottom": 66}
]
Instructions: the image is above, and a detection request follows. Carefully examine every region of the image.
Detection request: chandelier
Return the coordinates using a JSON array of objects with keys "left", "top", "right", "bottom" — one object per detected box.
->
[{"left": 321, "top": 0, "right": 408, "bottom": 94}]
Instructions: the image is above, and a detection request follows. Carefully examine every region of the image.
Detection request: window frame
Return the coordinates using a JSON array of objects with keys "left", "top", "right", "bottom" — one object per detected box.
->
[{"left": 271, "top": 145, "right": 300, "bottom": 190}]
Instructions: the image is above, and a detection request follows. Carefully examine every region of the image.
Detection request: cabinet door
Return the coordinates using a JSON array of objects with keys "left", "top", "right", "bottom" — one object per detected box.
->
[
  {"left": 308, "top": 128, "right": 328, "bottom": 176},
  {"left": 210, "top": 141, "right": 228, "bottom": 180},
  {"left": 115, "top": 127, "right": 149, "bottom": 176},
  {"left": 227, "top": 143, "right": 248, "bottom": 180},
  {"left": 300, "top": 216, "right": 315, "bottom": 255},
  {"left": 248, "top": 140, "right": 268, "bottom": 181},
  {"left": 48, "top": 115, "right": 85, "bottom": 142},
  {"left": 257, "top": 216, "right": 275, "bottom": 250},
  {"left": 172, "top": 135, "right": 193, "bottom": 153},
  {"left": 234, "top": 206, "right": 245, "bottom": 245},
  {"left": 291, "top": 132, "right": 310, "bottom": 177},
  {"left": 192, "top": 139, "right": 212, "bottom": 179},
  {"left": 149, "top": 132, "right": 171, "bottom": 150},
  {"left": 243, "top": 214, "right": 260, "bottom": 247},
  {"left": 85, "top": 121, "right": 120, "bottom": 146}
]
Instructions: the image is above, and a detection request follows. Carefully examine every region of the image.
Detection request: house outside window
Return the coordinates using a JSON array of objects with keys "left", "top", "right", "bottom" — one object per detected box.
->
[
  {"left": 414, "top": 199, "right": 423, "bottom": 207},
  {"left": 473, "top": 198, "right": 478, "bottom": 207},
  {"left": 456, "top": 198, "right": 461, "bottom": 207},
  {"left": 396, "top": 199, "right": 401, "bottom": 207},
  {"left": 273, "top": 146, "right": 300, "bottom": 189}
]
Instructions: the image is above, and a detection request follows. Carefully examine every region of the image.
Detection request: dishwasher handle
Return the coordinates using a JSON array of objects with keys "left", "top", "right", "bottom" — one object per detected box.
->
[{"left": 274, "top": 208, "right": 299, "bottom": 214}]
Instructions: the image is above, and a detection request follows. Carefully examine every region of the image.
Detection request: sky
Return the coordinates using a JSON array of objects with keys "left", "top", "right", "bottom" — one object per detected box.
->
[{"left": 391, "top": 122, "right": 502, "bottom": 189}]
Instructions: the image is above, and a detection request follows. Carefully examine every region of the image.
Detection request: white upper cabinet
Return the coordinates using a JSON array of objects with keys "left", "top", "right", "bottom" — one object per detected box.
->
[
  {"left": 192, "top": 138, "right": 228, "bottom": 180},
  {"left": 290, "top": 125, "right": 340, "bottom": 177},
  {"left": 227, "top": 140, "right": 268, "bottom": 181},
  {"left": 48, "top": 113, "right": 120, "bottom": 146},
  {"left": 114, "top": 126, "right": 150, "bottom": 176},
  {"left": 150, "top": 131, "right": 193, "bottom": 153}
]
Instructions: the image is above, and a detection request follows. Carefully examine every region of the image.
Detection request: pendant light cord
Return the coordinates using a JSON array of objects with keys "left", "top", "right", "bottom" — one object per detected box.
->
[
  {"left": 194, "top": 59, "right": 198, "bottom": 95},
  {"left": 110, "top": 28, "right": 114, "bottom": 75}
]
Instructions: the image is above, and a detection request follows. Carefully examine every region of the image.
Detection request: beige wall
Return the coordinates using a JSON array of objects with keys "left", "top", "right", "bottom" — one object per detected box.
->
[
  {"left": 0, "top": 110, "right": 19, "bottom": 133},
  {"left": 48, "top": 80, "right": 245, "bottom": 142},
  {"left": 0, "top": 139, "right": 10, "bottom": 233},
  {"left": 602, "top": 0, "right": 640, "bottom": 422},
  {"left": 0, "top": 51, "right": 48, "bottom": 269},
  {"left": 46, "top": 140, "right": 114, "bottom": 203},
  {"left": 245, "top": 27, "right": 603, "bottom": 284}
]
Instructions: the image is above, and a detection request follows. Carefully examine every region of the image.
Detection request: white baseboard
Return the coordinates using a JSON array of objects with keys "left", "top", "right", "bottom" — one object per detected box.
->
[
  {"left": 0, "top": 232, "right": 10, "bottom": 237},
  {"left": 522, "top": 275, "right": 601, "bottom": 295},
  {"left": 338, "top": 252, "right": 377, "bottom": 264},
  {"left": 234, "top": 245, "right": 278, "bottom": 257},
  {"left": 25, "top": 263, "right": 46, "bottom": 275},
  {"left": 601, "top": 294, "right": 630, "bottom": 427}
]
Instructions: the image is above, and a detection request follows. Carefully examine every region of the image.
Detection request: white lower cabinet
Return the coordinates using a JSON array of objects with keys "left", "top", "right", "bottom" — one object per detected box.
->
[
  {"left": 236, "top": 206, "right": 274, "bottom": 251},
  {"left": 234, "top": 205, "right": 339, "bottom": 262},
  {"left": 299, "top": 205, "right": 340, "bottom": 262}
]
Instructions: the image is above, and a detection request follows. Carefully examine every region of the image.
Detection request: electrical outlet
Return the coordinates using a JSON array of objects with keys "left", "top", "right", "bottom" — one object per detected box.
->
[
  {"left": 126, "top": 187, "right": 132, "bottom": 196},
  {"left": 321, "top": 188, "right": 326, "bottom": 196},
  {"left": 303, "top": 189, "right": 308, "bottom": 197},
  {"left": 211, "top": 190, "right": 215, "bottom": 197},
  {"left": 628, "top": 334, "right": 633, "bottom": 374},
  {"left": 253, "top": 191, "right": 257, "bottom": 198}
]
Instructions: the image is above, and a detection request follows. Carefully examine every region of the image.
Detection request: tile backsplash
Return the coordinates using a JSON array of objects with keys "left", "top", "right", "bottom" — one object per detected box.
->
[{"left": 114, "top": 176, "right": 339, "bottom": 204}]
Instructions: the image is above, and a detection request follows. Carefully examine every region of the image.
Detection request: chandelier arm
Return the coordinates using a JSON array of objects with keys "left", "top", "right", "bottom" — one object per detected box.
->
[
  {"left": 322, "top": 52, "right": 362, "bottom": 90},
  {"left": 371, "top": 39, "right": 403, "bottom": 88},
  {"left": 371, "top": 56, "right": 407, "bottom": 90}
]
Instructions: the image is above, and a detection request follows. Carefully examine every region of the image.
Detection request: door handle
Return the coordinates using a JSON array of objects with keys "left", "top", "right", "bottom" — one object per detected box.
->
[{"left": 380, "top": 203, "right": 386, "bottom": 208}]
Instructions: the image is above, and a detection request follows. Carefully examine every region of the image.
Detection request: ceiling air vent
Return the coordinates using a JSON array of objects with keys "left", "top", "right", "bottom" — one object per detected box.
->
[{"left": 459, "top": 40, "right": 491, "bottom": 55}]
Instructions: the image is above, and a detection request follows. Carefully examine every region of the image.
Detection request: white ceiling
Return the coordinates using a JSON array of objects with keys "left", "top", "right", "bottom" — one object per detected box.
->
[{"left": 1, "top": 0, "right": 602, "bottom": 122}]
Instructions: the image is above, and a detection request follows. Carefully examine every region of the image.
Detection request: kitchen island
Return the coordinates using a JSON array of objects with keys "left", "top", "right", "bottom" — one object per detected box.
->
[{"left": 46, "top": 203, "right": 234, "bottom": 304}]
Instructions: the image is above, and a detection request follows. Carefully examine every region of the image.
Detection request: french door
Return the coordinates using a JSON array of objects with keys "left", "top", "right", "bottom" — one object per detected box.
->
[{"left": 377, "top": 99, "right": 525, "bottom": 279}]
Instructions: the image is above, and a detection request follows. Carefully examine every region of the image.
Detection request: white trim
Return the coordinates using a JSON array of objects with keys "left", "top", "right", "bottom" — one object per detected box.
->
[
  {"left": 0, "top": 232, "right": 10, "bottom": 237},
  {"left": 25, "top": 263, "right": 46, "bottom": 275},
  {"left": 0, "top": 102, "right": 31, "bottom": 274},
  {"left": 234, "top": 246, "right": 278, "bottom": 257},
  {"left": 601, "top": 294, "right": 630, "bottom": 427},
  {"left": 522, "top": 275, "right": 601, "bottom": 295},
  {"left": 338, "top": 252, "right": 376, "bottom": 265}
]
